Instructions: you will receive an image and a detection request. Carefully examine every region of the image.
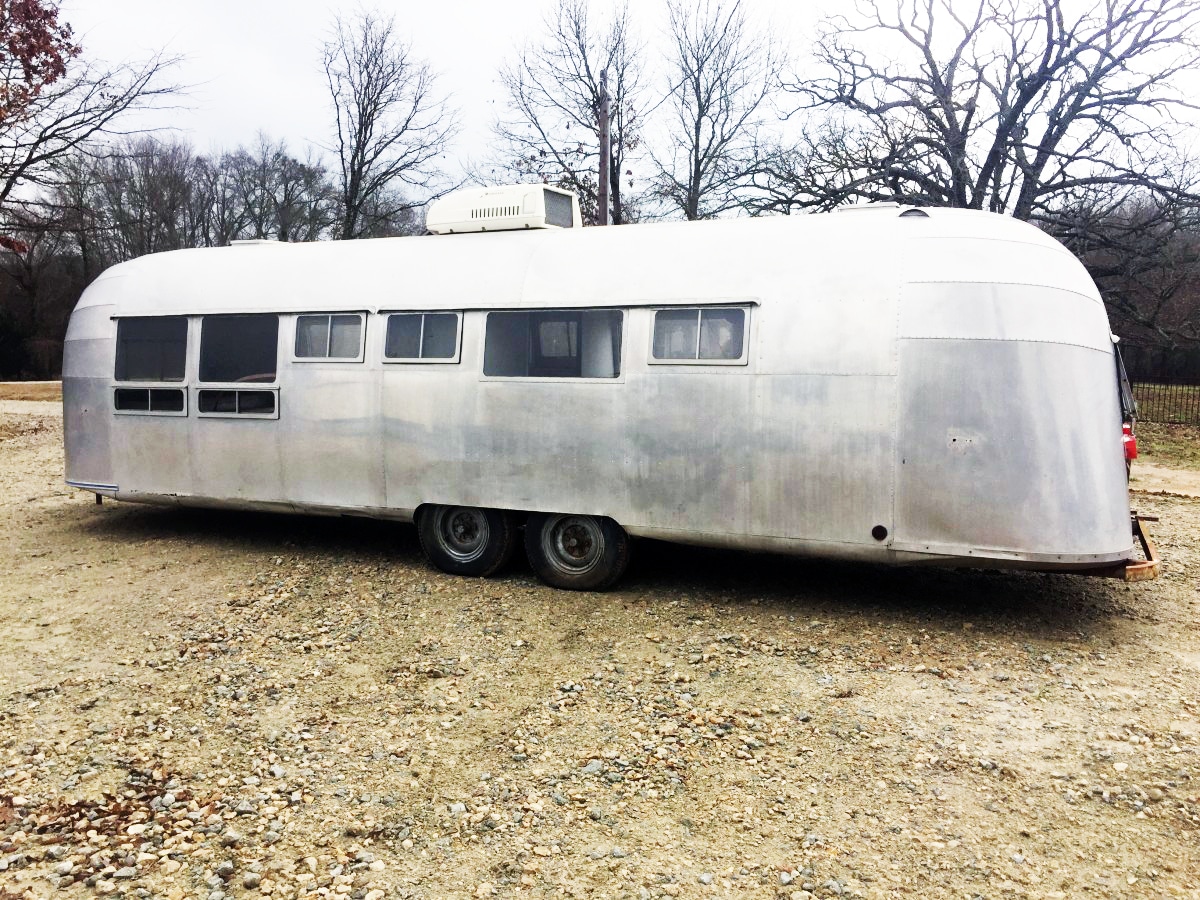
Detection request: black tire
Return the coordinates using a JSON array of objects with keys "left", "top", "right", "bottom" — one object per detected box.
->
[
  {"left": 416, "top": 505, "right": 517, "bottom": 577},
  {"left": 525, "top": 513, "right": 630, "bottom": 591}
]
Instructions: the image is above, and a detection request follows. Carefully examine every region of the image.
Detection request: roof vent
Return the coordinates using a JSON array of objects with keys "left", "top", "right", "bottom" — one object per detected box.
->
[
  {"left": 426, "top": 185, "right": 582, "bottom": 234},
  {"left": 899, "top": 208, "right": 930, "bottom": 218}
]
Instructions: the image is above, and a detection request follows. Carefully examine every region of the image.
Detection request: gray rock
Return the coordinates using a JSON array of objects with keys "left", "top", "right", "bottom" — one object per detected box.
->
[
  {"left": 449, "top": 802, "right": 467, "bottom": 816},
  {"left": 611, "top": 847, "right": 626, "bottom": 858},
  {"left": 221, "top": 830, "right": 241, "bottom": 847},
  {"left": 216, "top": 860, "right": 235, "bottom": 879},
  {"left": 698, "top": 873, "right": 713, "bottom": 885},
  {"left": 113, "top": 867, "right": 137, "bottom": 879},
  {"left": 243, "top": 873, "right": 262, "bottom": 889},
  {"left": 588, "top": 808, "right": 603, "bottom": 821},
  {"left": 262, "top": 831, "right": 281, "bottom": 845},
  {"left": 824, "top": 878, "right": 845, "bottom": 895},
  {"left": 54, "top": 861, "right": 74, "bottom": 876},
  {"left": 269, "top": 764, "right": 286, "bottom": 779},
  {"left": 581, "top": 759, "right": 604, "bottom": 775},
  {"left": 235, "top": 800, "right": 255, "bottom": 815}
]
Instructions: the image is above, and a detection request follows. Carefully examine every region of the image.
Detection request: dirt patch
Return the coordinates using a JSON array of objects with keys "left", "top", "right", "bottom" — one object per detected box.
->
[
  {"left": 0, "top": 400, "right": 1197, "bottom": 899},
  {"left": 0, "top": 381, "right": 62, "bottom": 402},
  {"left": 1130, "top": 462, "right": 1200, "bottom": 498}
]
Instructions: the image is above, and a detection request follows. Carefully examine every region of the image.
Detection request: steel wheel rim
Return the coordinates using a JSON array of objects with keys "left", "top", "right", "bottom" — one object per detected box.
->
[
  {"left": 542, "top": 515, "right": 604, "bottom": 576},
  {"left": 435, "top": 507, "right": 490, "bottom": 563}
]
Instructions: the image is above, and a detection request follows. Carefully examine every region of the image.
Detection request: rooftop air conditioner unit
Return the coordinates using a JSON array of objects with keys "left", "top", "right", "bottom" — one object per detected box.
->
[{"left": 425, "top": 185, "right": 582, "bottom": 234}]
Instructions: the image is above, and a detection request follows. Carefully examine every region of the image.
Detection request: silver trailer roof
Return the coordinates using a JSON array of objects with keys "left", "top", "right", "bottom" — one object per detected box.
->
[{"left": 75, "top": 206, "right": 1101, "bottom": 320}]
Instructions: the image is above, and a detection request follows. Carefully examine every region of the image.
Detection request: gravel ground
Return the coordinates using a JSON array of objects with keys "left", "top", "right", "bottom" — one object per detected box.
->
[{"left": 1, "top": 402, "right": 1198, "bottom": 900}]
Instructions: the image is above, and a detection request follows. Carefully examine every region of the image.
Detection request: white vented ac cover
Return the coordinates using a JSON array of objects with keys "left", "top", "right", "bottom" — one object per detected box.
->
[{"left": 426, "top": 185, "right": 582, "bottom": 234}]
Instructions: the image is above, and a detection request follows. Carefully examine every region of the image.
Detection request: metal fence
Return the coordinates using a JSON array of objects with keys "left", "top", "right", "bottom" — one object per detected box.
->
[{"left": 1122, "top": 344, "right": 1200, "bottom": 425}]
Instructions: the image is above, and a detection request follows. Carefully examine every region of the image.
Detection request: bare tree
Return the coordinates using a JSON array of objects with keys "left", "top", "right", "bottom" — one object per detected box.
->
[
  {"left": 1057, "top": 192, "right": 1200, "bottom": 347},
  {"left": 321, "top": 11, "right": 458, "bottom": 239},
  {"left": 491, "top": 0, "right": 645, "bottom": 225},
  {"left": 652, "top": 0, "right": 780, "bottom": 220},
  {"left": 758, "top": 0, "right": 1200, "bottom": 222},
  {"left": 0, "top": 51, "right": 179, "bottom": 213}
]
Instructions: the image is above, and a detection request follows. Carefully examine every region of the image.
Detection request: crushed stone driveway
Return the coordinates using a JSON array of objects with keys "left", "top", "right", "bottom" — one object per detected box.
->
[{"left": 1, "top": 401, "right": 1197, "bottom": 900}]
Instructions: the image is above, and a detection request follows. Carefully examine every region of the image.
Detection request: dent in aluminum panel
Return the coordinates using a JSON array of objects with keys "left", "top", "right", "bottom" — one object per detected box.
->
[{"left": 894, "top": 339, "right": 1131, "bottom": 558}]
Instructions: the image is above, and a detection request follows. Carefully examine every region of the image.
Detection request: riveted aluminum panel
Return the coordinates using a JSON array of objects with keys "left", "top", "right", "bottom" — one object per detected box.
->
[
  {"left": 898, "top": 283, "right": 1112, "bottom": 351},
  {"left": 894, "top": 338, "right": 1131, "bottom": 561}
]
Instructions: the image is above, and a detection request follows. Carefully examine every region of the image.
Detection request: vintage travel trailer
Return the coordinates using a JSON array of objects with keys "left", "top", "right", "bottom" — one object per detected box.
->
[{"left": 62, "top": 185, "right": 1157, "bottom": 590}]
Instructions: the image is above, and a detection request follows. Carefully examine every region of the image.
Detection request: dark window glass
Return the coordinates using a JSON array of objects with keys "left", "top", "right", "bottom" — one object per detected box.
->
[
  {"left": 484, "top": 310, "right": 621, "bottom": 378},
  {"left": 198, "top": 390, "right": 238, "bottom": 413},
  {"left": 653, "top": 308, "right": 746, "bottom": 361},
  {"left": 114, "top": 388, "right": 150, "bottom": 411},
  {"left": 236, "top": 391, "right": 275, "bottom": 414},
  {"left": 544, "top": 189, "right": 574, "bottom": 228},
  {"left": 200, "top": 315, "right": 278, "bottom": 382},
  {"left": 115, "top": 316, "right": 187, "bottom": 382},
  {"left": 149, "top": 389, "right": 185, "bottom": 412},
  {"left": 198, "top": 389, "right": 275, "bottom": 415},
  {"left": 421, "top": 314, "right": 458, "bottom": 358},
  {"left": 384, "top": 315, "right": 422, "bottom": 359}
]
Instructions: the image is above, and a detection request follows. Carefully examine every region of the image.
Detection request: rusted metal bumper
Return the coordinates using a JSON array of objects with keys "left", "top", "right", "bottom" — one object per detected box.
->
[{"left": 1097, "top": 513, "right": 1160, "bottom": 581}]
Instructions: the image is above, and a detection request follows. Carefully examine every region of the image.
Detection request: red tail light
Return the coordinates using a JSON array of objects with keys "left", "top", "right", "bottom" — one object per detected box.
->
[{"left": 1122, "top": 423, "right": 1138, "bottom": 461}]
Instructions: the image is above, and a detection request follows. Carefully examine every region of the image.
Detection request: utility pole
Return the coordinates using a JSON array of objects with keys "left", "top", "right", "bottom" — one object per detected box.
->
[{"left": 597, "top": 68, "right": 610, "bottom": 226}]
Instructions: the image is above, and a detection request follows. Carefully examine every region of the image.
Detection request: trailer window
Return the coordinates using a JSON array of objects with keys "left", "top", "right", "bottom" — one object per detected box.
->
[
  {"left": 651, "top": 308, "right": 747, "bottom": 364},
  {"left": 115, "top": 316, "right": 188, "bottom": 382},
  {"left": 294, "top": 314, "right": 364, "bottom": 360},
  {"left": 484, "top": 309, "right": 622, "bottom": 378},
  {"left": 113, "top": 387, "right": 186, "bottom": 415},
  {"left": 197, "top": 389, "right": 277, "bottom": 417},
  {"left": 199, "top": 315, "right": 278, "bottom": 383},
  {"left": 384, "top": 312, "right": 461, "bottom": 362}
]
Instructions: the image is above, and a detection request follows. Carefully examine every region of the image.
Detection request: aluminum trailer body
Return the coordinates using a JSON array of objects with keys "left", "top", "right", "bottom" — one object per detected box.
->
[{"left": 62, "top": 205, "right": 1149, "bottom": 585}]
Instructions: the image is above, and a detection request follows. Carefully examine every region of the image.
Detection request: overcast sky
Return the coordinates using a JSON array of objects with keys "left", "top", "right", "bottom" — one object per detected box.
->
[{"left": 62, "top": 0, "right": 821, "bottom": 181}]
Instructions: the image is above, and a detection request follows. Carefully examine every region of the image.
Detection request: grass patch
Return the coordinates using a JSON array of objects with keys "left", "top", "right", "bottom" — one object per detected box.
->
[
  {"left": 0, "top": 381, "right": 62, "bottom": 401},
  {"left": 1135, "top": 421, "right": 1200, "bottom": 470}
]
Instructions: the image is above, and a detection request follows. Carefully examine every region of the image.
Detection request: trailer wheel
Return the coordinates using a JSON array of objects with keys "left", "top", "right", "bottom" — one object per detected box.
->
[
  {"left": 417, "top": 505, "right": 517, "bottom": 577},
  {"left": 525, "top": 513, "right": 629, "bottom": 591}
]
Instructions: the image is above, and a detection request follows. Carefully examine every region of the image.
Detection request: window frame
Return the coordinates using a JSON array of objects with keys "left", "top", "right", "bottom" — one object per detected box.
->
[
  {"left": 647, "top": 305, "right": 752, "bottom": 367},
  {"left": 198, "top": 313, "right": 281, "bottom": 385},
  {"left": 195, "top": 313, "right": 281, "bottom": 418},
  {"left": 480, "top": 308, "right": 625, "bottom": 383},
  {"left": 195, "top": 387, "right": 281, "bottom": 420},
  {"left": 112, "top": 386, "right": 189, "bottom": 417},
  {"left": 381, "top": 311, "right": 463, "bottom": 364},
  {"left": 291, "top": 312, "right": 367, "bottom": 363},
  {"left": 111, "top": 315, "right": 191, "bottom": 417}
]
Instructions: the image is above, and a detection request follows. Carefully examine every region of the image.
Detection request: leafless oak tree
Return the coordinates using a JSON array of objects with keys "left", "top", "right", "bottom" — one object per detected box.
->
[
  {"left": 0, "top": 52, "right": 180, "bottom": 213},
  {"left": 652, "top": 0, "right": 780, "bottom": 220},
  {"left": 322, "top": 11, "right": 458, "bottom": 239},
  {"left": 491, "top": 0, "right": 645, "bottom": 225},
  {"left": 757, "top": 0, "right": 1200, "bottom": 222}
]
